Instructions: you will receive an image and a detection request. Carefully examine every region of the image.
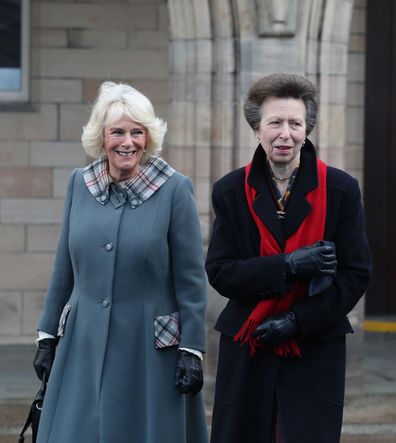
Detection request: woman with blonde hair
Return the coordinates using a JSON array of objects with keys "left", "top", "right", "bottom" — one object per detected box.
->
[{"left": 33, "top": 82, "right": 209, "bottom": 443}]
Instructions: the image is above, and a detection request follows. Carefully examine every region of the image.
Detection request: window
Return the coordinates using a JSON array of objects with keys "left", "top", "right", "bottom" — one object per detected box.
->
[{"left": 0, "top": 0, "right": 29, "bottom": 102}]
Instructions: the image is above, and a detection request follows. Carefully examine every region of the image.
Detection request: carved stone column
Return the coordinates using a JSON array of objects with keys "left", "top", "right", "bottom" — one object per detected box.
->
[{"left": 167, "top": 0, "right": 213, "bottom": 243}]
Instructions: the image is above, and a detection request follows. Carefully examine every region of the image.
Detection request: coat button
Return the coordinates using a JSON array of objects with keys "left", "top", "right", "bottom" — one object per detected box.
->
[
  {"left": 101, "top": 298, "right": 110, "bottom": 307},
  {"left": 104, "top": 242, "right": 113, "bottom": 251}
]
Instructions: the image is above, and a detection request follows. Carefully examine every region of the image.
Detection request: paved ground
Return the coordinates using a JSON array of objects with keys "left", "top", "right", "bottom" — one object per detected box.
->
[
  {"left": 341, "top": 332, "right": 396, "bottom": 442},
  {"left": 0, "top": 332, "right": 395, "bottom": 442}
]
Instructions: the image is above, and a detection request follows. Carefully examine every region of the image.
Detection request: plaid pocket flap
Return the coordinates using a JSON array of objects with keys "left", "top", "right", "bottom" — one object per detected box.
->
[
  {"left": 57, "top": 303, "right": 72, "bottom": 337},
  {"left": 153, "top": 311, "right": 181, "bottom": 349}
]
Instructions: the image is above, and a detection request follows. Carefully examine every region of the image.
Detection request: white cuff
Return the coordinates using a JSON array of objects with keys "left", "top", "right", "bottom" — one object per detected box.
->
[
  {"left": 179, "top": 347, "right": 203, "bottom": 360},
  {"left": 35, "top": 330, "right": 57, "bottom": 345}
]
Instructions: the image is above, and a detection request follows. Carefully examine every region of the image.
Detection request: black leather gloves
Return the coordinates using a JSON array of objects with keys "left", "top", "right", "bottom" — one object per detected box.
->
[
  {"left": 33, "top": 338, "right": 59, "bottom": 381},
  {"left": 174, "top": 350, "right": 203, "bottom": 396},
  {"left": 285, "top": 241, "right": 337, "bottom": 277},
  {"left": 252, "top": 311, "right": 298, "bottom": 347}
]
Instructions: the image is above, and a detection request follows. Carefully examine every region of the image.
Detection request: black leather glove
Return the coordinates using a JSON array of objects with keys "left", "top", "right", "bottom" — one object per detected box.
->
[
  {"left": 285, "top": 241, "right": 337, "bottom": 277},
  {"left": 174, "top": 350, "right": 203, "bottom": 396},
  {"left": 33, "top": 338, "right": 59, "bottom": 381},
  {"left": 252, "top": 311, "right": 298, "bottom": 347}
]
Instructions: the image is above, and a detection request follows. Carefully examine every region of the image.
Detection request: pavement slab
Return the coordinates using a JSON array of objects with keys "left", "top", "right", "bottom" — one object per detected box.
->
[{"left": 0, "top": 332, "right": 395, "bottom": 442}]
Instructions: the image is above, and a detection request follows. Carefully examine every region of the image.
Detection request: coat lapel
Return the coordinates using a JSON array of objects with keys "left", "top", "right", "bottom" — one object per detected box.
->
[
  {"left": 247, "top": 141, "right": 319, "bottom": 249},
  {"left": 247, "top": 146, "right": 285, "bottom": 250},
  {"left": 283, "top": 141, "right": 319, "bottom": 239}
]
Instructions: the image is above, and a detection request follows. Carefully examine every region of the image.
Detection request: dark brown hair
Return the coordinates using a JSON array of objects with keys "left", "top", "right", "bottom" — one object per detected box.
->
[{"left": 243, "top": 73, "right": 318, "bottom": 135}]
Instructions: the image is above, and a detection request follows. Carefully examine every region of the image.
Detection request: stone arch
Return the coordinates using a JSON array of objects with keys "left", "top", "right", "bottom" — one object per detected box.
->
[
  {"left": 166, "top": 0, "right": 361, "bottom": 171},
  {"left": 166, "top": 0, "right": 361, "bottom": 240},
  {"left": 166, "top": 0, "right": 213, "bottom": 243},
  {"left": 316, "top": 0, "right": 356, "bottom": 169}
]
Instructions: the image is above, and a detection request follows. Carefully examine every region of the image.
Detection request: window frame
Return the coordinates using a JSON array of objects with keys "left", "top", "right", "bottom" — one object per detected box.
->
[{"left": 0, "top": 0, "right": 30, "bottom": 102}]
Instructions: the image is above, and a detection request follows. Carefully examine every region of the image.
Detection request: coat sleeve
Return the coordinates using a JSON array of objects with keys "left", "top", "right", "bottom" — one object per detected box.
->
[
  {"left": 292, "top": 177, "right": 372, "bottom": 337},
  {"left": 37, "top": 169, "right": 77, "bottom": 335},
  {"left": 205, "top": 182, "right": 288, "bottom": 302},
  {"left": 169, "top": 175, "right": 207, "bottom": 352}
]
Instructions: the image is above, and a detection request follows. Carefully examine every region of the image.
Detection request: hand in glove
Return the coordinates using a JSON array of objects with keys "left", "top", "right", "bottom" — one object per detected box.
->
[
  {"left": 252, "top": 311, "right": 298, "bottom": 347},
  {"left": 285, "top": 240, "right": 337, "bottom": 277},
  {"left": 174, "top": 350, "right": 203, "bottom": 396},
  {"left": 33, "top": 338, "right": 59, "bottom": 381}
]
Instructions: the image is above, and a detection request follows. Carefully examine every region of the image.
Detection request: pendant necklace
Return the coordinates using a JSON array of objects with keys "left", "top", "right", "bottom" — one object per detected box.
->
[{"left": 273, "top": 173, "right": 292, "bottom": 182}]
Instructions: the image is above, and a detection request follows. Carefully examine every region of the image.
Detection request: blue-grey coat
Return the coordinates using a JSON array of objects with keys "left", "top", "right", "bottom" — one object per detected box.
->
[{"left": 36, "top": 167, "right": 209, "bottom": 443}]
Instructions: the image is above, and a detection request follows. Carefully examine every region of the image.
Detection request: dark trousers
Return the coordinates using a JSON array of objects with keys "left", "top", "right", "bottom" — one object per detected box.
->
[{"left": 210, "top": 334, "right": 346, "bottom": 443}]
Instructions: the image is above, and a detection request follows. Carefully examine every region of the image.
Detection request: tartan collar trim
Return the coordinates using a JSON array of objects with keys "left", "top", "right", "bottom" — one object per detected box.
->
[{"left": 83, "top": 155, "right": 175, "bottom": 208}]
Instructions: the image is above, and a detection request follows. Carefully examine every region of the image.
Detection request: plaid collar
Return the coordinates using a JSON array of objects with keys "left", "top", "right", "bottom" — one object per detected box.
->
[{"left": 83, "top": 155, "right": 175, "bottom": 208}]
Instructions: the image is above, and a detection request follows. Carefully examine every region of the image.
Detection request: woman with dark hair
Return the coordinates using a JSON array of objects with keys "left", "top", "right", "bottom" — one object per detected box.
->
[{"left": 206, "top": 73, "right": 372, "bottom": 443}]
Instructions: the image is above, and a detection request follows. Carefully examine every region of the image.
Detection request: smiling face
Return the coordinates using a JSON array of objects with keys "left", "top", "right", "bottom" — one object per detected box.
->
[
  {"left": 103, "top": 118, "right": 147, "bottom": 182},
  {"left": 255, "top": 96, "right": 306, "bottom": 170}
]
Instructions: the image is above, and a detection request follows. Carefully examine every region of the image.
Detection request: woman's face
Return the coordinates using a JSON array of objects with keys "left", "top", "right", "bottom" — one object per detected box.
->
[
  {"left": 103, "top": 118, "right": 147, "bottom": 182},
  {"left": 255, "top": 96, "right": 306, "bottom": 168}
]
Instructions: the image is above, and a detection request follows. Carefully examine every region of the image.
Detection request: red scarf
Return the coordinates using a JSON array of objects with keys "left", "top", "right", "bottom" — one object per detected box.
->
[{"left": 233, "top": 159, "right": 327, "bottom": 357}]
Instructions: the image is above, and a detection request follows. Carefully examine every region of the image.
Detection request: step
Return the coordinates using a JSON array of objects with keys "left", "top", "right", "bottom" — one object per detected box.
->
[{"left": 341, "top": 424, "right": 396, "bottom": 442}]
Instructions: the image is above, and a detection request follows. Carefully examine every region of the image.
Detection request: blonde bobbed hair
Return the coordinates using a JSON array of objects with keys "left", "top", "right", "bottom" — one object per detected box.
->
[{"left": 82, "top": 81, "right": 167, "bottom": 162}]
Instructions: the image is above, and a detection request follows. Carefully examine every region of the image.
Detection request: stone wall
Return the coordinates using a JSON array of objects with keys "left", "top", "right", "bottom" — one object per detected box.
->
[
  {"left": 346, "top": 0, "right": 366, "bottom": 183},
  {"left": 0, "top": 0, "right": 170, "bottom": 342}
]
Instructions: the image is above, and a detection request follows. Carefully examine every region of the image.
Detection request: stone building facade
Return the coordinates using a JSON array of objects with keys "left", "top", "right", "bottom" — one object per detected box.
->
[
  {"left": 0, "top": 0, "right": 367, "bottom": 387},
  {"left": 0, "top": 0, "right": 171, "bottom": 339}
]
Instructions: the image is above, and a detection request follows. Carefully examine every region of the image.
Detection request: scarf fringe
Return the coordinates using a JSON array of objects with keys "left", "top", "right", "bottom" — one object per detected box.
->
[
  {"left": 234, "top": 318, "right": 302, "bottom": 358},
  {"left": 272, "top": 339, "right": 302, "bottom": 358},
  {"left": 233, "top": 318, "right": 259, "bottom": 345},
  {"left": 251, "top": 337, "right": 302, "bottom": 358}
]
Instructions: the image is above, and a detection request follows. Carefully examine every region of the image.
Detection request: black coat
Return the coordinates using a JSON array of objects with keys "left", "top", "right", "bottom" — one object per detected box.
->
[
  {"left": 206, "top": 141, "right": 372, "bottom": 340},
  {"left": 206, "top": 141, "right": 372, "bottom": 443}
]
